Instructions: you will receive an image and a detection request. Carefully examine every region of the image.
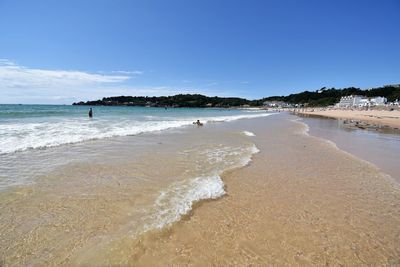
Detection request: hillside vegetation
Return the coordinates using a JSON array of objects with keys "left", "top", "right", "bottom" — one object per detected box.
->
[
  {"left": 261, "top": 85, "right": 400, "bottom": 107},
  {"left": 73, "top": 85, "right": 400, "bottom": 107}
]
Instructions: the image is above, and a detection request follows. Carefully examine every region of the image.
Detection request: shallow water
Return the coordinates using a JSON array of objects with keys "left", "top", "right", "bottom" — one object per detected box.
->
[
  {"left": 71, "top": 114, "right": 400, "bottom": 266},
  {"left": 0, "top": 105, "right": 271, "bottom": 189},
  {"left": 300, "top": 116, "right": 400, "bottom": 181},
  {"left": 0, "top": 109, "right": 270, "bottom": 266}
]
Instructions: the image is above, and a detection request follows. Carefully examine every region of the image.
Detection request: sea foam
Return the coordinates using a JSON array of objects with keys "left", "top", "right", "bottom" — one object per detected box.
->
[
  {"left": 242, "top": 131, "right": 256, "bottom": 136},
  {"left": 151, "top": 175, "right": 225, "bottom": 229},
  {"left": 0, "top": 111, "right": 274, "bottom": 154},
  {"left": 145, "top": 143, "right": 260, "bottom": 231}
]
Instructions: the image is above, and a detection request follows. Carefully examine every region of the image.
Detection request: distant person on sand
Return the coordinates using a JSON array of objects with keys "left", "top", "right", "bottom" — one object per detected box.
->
[
  {"left": 88, "top": 108, "right": 93, "bottom": 118},
  {"left": 193, "top": 119, "right": 203, "bottom": 126}
]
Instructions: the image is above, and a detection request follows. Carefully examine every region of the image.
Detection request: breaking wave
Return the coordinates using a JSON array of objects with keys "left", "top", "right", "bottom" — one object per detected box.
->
[{"left": 0, "top": 111, "right": 273, "bottom": 154}]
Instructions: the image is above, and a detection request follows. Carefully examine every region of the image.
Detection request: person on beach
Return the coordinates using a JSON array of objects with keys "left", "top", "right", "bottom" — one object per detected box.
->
[
  {"left": 88, "top": 108, "right": 93, "bottom": 118},
  {"left": 193, "top": 119, "right": 203, "bottom": 126}
]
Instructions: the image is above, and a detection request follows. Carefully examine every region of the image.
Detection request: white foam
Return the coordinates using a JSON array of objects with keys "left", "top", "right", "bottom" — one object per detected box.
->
[
  {"left": 0, "top": 112, "right": 274, "bottom": 154},
  {"left": 242, "top": 131, "right": 255, "bottom": 136},
  {"left": 251, "top": 144, "right": 260, "bottom": 154},
  {"left": 204, "top": 112, "right": 274, "bottom": 123},
  {"left": 146, "top": 143, "right": 260, "bottom": 230},
  {"left": 0, "top": 120, "right": 194, "bottom": 154},
  {"left": 150, "top": 175, "right": 225, "bottom": 229},
  {"left": 241, "top": 144, "right": 260, "bottom": 166}
]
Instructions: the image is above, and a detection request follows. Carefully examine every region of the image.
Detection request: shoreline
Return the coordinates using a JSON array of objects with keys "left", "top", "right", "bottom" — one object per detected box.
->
[
  {"left": 294, "top": 108, "right": 400, "bottom": 130},
  {"left": 1, "top": 114, "right": 400, "bottom": 265},
  {"left": 71, "top": 114, "right": 400, "bottom": 266},
  {"left": 298, "top": 114, "right": 400, "bottom": 183}
]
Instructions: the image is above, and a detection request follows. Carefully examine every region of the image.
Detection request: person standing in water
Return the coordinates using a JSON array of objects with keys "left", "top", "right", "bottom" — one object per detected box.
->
[{"left": 88, "top": 108, "right": 93, "bottom": 118}]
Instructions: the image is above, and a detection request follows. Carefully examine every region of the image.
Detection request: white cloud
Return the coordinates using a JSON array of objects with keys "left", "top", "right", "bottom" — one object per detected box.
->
[
  {"left": 0, "top": 86, "right": 175, "bottom": 104},
  {"left": 110, "top": 70, "right": 143, "bottom": 75},
  {"left": 0, "top": 59, "right": 134, "bottom": 90},
  {"left": 0, "top": 59, "right": 240, "bottom": 104},
  {"left": 0, "top": 59, "right": 16, "bottom": 66}
]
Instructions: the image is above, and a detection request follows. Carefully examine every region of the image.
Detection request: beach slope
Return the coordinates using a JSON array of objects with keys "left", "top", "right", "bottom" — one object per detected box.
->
[
  {"left": 72, "top": 115, "right": 400, "bottom": 266},
  {"left": 298, "top": 109, "right": 400, "bottom": 129}
]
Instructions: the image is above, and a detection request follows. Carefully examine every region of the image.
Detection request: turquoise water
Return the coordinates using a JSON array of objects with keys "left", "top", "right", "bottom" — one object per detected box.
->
[
  {"left": 0, "top": 104, "right": 273, "bottom": 189},
  {"left": 0, "top": 104, "right": 270, "bottom": 154},
  {"left": 0, "top": 104, "right": 255, "bottom": 119}
]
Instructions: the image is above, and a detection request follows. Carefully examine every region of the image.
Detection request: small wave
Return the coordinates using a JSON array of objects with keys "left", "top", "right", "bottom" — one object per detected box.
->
[
  {"left": 242, "top": 131, "right": 255, "bottom": 136},
  {"left": 145, "top": 143, "right": 260, "bottom": 231},
  {"left": 0, "top": 120, "right": 194, "bottom": 154},
  {"left": 290, "top": 118, "right": 310, "bottom": 136},
  {"left": 0, "top": 112, "right": 274, "bottom": 154},
  {"left": 205, "top": 112, "right": 274, "bottom": 123},
  {"left": 149, "top": 175, "right": 225, "bottom": 229}
]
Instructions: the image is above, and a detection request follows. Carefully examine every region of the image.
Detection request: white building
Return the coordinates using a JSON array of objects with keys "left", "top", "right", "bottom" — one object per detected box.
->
[
  {"left": 337, "top": 95, "right": 388, "bottom": 107},
  {"left": 359, "top": 98, "right": 370, "bottom": 107},
  {"left": 336, "top": 95, "right": 368, "bottom": 108},
  {"left": 370, "top": 96, "right": 387, "bottom": 106},
  {"left": 263, "top": 101, "right": 292, "bottom": 108}
]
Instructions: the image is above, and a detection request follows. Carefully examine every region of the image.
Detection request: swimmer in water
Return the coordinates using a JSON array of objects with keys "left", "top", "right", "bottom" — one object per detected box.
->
[
  {"left": 88, "top": 108, "right": 93, "bottom": 118},
  {"left": 193, "top": 119, "right": 203, "bottom": 126}
]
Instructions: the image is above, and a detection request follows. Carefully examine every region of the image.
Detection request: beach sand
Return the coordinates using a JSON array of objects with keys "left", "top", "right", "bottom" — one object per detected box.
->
[
  {"left": 1, "top": 114, "right": 400, "bottom": 266},
  {"left": 72, "top": 115, "right": 400, "bottom": 266},
  {"left": 297, "top": 109, "right": 400, "bottom": 129}
]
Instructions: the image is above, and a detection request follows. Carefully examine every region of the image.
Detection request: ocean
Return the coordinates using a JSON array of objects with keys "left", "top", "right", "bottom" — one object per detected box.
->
[
  {"left": 0, "top": 105, "right": 274, "bottom": 262},
  {"left": 0, "top": 105, "right": 272, "bottom": 188},
  {"left": 0, "top": 104, "right": 271, "bottom": 155}
]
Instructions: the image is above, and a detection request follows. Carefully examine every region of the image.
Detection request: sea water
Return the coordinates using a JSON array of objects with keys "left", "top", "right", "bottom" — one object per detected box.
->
[
  {"left": 0, "top": 105, "right": 275, "bottom": 264},
  {"left": 301, "top": 116, "right": 400, "bottom": 181},
  {"left": 0, "top": 105, "right": 271, "bottom": 186},
  {"left": 0, "top": 105, "right": 272, "bottom": 188},
  {"left": 0, "top": 105, "right": 269, "bottom": 154}
]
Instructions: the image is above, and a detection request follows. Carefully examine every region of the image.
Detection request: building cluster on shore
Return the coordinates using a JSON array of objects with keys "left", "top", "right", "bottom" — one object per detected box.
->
[
  {"left": 262, "top": 101, "right": 295, "bottom": 108},
  {"left": 336, "top": 95, "right": 399, "bottom": 108},
  {"left": 263, "top": 96, "right": 400, "bottom": 110}
]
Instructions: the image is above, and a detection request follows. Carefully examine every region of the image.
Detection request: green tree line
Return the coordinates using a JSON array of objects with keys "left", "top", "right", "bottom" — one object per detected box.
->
[
  {"left": 261, "top": 85, "right": 400, "bottom": 107},
  {"left": 73, "top": 85, "right": 400, "bottom": 107}
]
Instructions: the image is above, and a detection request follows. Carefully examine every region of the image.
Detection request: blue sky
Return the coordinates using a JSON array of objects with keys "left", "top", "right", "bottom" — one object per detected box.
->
[{"left": 0, "top": 0, "right": 399, "bottom": 104}]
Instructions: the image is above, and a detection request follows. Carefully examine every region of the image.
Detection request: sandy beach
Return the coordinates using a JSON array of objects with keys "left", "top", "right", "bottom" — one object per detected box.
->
[
  {"left": 2, "top": 114, "right": 399, "bottom": 266},
  {"left": 296, "top": 109, "right": 400, "bottom": 129},
  {"left": 69, "top": 114, "right": 400, "bottom": 266}
]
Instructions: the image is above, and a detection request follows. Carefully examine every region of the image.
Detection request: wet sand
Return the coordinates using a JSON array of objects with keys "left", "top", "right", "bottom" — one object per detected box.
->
[
  {"left": 300, "top": 115, "right": 400, "bottom": 182},
  {"left": 74, "top": 115, "right": 400, "bottom": 266},
  {"left": 298, "top": 109, "right": 400, "bottom": 129},
  {"left": 1, "top": 114, "right": 400, "bottom": 266}
]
